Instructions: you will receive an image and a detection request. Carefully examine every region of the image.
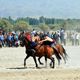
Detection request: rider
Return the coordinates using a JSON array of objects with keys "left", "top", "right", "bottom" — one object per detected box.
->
[
  {"left": 25, "top": 33, "right": 38, "bottom": 54},
  {"left": 38, "top": 34, "right": 58, "bottom": 51},
  {"left": 38, "top": 34, "right": 61, "bottom": 60}
]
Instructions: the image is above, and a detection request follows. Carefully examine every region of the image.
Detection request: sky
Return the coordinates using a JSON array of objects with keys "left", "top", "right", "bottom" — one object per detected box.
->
[{"left": 0, "top": 0, "right": 80, "bottom": 19}]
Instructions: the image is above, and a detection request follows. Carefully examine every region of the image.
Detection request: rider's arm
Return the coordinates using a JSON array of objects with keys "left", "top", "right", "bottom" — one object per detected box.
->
[{"left": 38, "top": 38, "right": 49, "bottom": 44}]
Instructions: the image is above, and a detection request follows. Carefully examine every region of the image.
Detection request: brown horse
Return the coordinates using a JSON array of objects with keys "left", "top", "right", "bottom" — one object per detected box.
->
[
  {"left": 32, "top": 34, "right": 68, "bottom": 65},
  {"left": 39, "top": 43, "right": 68, "bottom": 65},
  {"left": 19, "top": 32, "right": 61, "bottom": 68}
]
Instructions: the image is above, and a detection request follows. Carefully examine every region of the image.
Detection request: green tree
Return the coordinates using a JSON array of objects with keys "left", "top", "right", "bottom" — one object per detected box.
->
[
  {"left": 39, "top": 23, "right": 50, "bottom": 32},
  {"left": 14, "top": 20, "right": 31, "bottom": 31},
  {"left": 39, "top": 16, "right": 45, "bottom": 23},
  {"left": 0, "top": 18, "right": 13, "bottom": 32}
]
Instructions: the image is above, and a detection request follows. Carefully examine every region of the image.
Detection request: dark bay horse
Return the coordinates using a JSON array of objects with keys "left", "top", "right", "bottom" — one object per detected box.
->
[{"left": 19, "top": 32, "right": 61, "bottom": 68}]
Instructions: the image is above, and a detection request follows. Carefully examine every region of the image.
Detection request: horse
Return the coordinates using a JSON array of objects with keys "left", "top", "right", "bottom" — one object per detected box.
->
[
  {"left": 32, "top": 33, "right": 68, "bottom": 66},
  {"left": 19, "top": 32, "right": 61, "bottom": 68},
  {"left": 40, "top": 43, "right": 68, "bottom": 66}
]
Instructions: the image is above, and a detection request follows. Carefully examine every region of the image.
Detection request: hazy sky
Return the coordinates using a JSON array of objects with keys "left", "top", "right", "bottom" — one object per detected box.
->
[{"left": 0, "top": 0, "right": 80, "bottom": 18}]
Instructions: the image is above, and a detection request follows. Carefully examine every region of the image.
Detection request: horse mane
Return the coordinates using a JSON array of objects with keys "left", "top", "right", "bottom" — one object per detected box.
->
[{"left": 24, "top": 32, "right": 32, "bottom": 42}]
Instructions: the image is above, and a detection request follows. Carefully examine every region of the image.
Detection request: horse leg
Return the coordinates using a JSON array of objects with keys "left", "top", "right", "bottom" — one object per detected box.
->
[
  {"left": 38, "top": 56, "right": 47, "bottom": 68},
  {"left": 45, "top": 55, "right": 47, "bottom": 68},
  {"left": 53, "top": 47, "right": 61, "bottom": 66},
  {"left": 61, "top": 45, "right": 68, "bottom": 63},
  {"left": 60, "top": 52, "right": 66, "bottom": 64},
  {"left": 38, "top": 57, "right": 44, "bottom": 65},
  {"left": 33, "top": 55, "right": 38, "bottom": 68},
  {"left": 58, "top": 58, "right": 60, "bottom": 66},
  {"left": 55, "top": 53, "right": 60, "bottom": 66},
  {"left": 24, "top": 55, "right": 30, "bottom": 67},
  {"left": 62, "top": 54, "right": 66, "bottom": 64},
  {"left": 50, "top": 57, "right": 55, "bottom": 68}
]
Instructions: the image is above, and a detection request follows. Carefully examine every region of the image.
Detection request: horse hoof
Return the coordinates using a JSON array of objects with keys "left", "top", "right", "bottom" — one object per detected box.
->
[
  {"left": 24, "top": 65, "right": 27, "bottom": 68},
  {"left": 36, "top": 66, "right": 40, "bottom": 69},
  {"left": 24, "top": 67, "right": 27, "bottom": 69},
  {"left": 50, "top": 63, "right": 52, "bottom": 67},
  {"left": 51, "top": 66, "right": 55, "bottom": 68},
  {"left": 40, "top": 63, "right": 44, "bottom": 65}
]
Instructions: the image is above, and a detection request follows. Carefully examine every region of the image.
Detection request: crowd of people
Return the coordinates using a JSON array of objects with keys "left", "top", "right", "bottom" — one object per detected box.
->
[
  {"left": 0, "top": 30, "right": 19, "bottom": 48},
  {"left": 0, "top": 28, "right": 80, "bottom": 48}
]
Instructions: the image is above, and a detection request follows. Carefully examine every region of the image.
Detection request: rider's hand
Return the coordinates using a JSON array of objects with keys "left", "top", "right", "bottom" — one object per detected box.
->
[{"left": 38, "top": 41, "right": 42, "bottom": 44}]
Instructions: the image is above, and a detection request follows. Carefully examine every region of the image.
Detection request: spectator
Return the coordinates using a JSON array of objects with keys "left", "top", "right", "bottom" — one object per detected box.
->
[
  {"left": 60, "top": 28, "right": 65, "bottom": 44},
  {"left": 0, "top": 31, "right": 4, "bottom": 47},
  {"left": 31, "top": 29, "right": 36, "bottom": 37},
  {"left": 71, "top": 32, "right": 76, "bottom": 45},
  {"left": 64, "top": 31, "right": 67, "bottom": 46},
  {"left": 75, "top": 32, "right": 80, "bottom": 46}
]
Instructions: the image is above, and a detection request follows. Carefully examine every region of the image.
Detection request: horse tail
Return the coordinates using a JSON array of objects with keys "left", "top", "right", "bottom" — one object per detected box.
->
[
  {"left": 62, "top": 45, "right": 68, "bottom": 60},
  {"left": 53, "top": 47, "right": 61, "bottom": 60}
]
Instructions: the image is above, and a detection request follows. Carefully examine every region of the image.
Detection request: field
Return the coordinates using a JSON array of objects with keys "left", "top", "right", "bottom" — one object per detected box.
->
[{"left": 0, "top": 46, "right": 80, "bottom": 80}]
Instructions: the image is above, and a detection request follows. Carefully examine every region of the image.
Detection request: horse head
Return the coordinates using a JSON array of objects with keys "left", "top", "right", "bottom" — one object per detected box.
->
[
  {"left": 18, "top": 32, "right": 25, "bottom": 47},
  {"left": 19, "top": 32, "right": 32, "bottom": 47}
]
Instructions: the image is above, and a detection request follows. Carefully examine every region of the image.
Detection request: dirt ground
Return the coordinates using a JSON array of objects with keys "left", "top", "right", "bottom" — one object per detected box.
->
[{"left": 0, "top": 46, "right": 80, "bottom": 80}]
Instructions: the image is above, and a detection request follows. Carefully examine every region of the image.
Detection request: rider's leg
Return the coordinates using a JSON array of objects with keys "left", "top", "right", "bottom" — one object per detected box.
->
[
  {"left": 29, "top": 41, "right": 37, "bottom": 54},
  {"left": 51, "top": 43, "right": 58, "bottom": 51}
]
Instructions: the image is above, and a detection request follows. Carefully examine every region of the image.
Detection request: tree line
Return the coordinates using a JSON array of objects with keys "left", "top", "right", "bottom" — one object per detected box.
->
[{"left": 0, "top": 16, "right": 80, "bottom": 32}]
